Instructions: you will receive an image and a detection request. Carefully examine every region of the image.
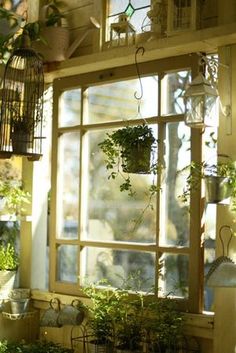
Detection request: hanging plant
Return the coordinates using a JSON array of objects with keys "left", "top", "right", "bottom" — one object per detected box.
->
[
  {"left": 98, "top": 123, "right": 158, "bottom": 196},
  {"left": 178, "top": 158, "right": 236, "bottom": 212}
]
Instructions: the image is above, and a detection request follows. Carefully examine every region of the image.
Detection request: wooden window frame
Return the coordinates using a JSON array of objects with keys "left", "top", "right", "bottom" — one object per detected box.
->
[{"left": 50, "top": 54, "right": 204, "bottom": 313}]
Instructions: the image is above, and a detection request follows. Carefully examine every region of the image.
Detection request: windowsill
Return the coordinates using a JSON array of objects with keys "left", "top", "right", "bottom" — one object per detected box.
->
[
  {"left": 31, "top": 290, "right": 214, "bottom": 339},
  {"left": 44, "top": 22, "right": 236, "bottom": 83}
]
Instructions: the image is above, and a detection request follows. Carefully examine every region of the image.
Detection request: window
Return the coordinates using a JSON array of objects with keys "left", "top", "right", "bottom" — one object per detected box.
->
[
  {"left": 106, "top": 0, "right": 151, "bottom": 40},
  {"left": 50, "top": 55, "right": 211, "bottom": 313}
]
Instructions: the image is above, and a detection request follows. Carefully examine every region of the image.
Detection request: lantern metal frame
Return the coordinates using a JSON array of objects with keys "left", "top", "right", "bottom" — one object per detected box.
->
[
  {"left": 184, "top": 72, "right": 219, "bottom": 128},
  {"left": 110, "top": 13, "right": 136, "bottom": 46},
  {"left": 0, "top": 40, "right": 44, "bottom": 161},
  {"left": 184, "top": 53, "right": 231, "bottom": 130}
]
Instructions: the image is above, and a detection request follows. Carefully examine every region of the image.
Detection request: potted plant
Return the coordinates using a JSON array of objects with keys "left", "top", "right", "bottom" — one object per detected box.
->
[
  {"left": 145, "top": 297, "right": 184, "bottom": 353},
  {"left": 98, "top": 123, "right": 157, "bottom": 196},
  {"left": 82, "top": 280, "right": 121, "bottom": 353},
  {"left": 114, "top": 292, "right": 146, "bottom": 353},
  {"left": 179, "top": 158, "right": 236, "bottom": 211}
]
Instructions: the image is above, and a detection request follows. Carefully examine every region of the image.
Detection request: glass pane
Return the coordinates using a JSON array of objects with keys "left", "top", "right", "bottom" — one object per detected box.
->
[
  {"left": 108, "top": 0, "right": 150, "bottom": 16},
  {"left": 57, "top": 132, "right": 80, "bottom": 239},
  {"left": 59, "top": 89, "right": 81, "bottom": 127},
  {"left": 130, "top": 8, "right": 149, "bottom": 33},
  {"left": 160, "top": 122, "right": 190, "bottom": 246},
  {"left": 159, "top": 253, "right": 189, "bottom": 298},
  {"left": 86, "top": 77, "right": 158, "bottom": 124},
  {"left": 203, "top": 126, "right": 217, "bottom": 311},
  {"left": 204, "top": 204, "right": 216, "bottom": 311},
  {"left": 161, "top": 70, "right": 190, "bottom": 115},
  {"left": 81, "top": 247, "right": 155, "bottom": 291},
  {"left": 56, "top": 245, "right": 78, "bottom": 283},
  {"left": 108, "top": 0, "right": 128, "bottom": 15},
  {"left": 81, "top": 127, "right": 157, "bottom": 243}
]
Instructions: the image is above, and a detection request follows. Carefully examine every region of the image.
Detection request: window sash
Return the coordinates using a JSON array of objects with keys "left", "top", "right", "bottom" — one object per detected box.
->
[{"left": 50, "top": 54, "right": 203, "bottom": 313}]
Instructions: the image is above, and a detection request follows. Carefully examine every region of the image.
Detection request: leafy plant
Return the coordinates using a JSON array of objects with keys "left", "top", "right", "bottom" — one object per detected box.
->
[
  {"left": 0, "top": 1, "right": 66, "bottom": 63},
  {"left": 145, "top": 297, "right": 184, "bottom": 351},
  {"left": 0, "top": 243, "right": 19, "bottom": 271},
  {"left": 114, "top": 290, "right": 145, "bottom": 351},
  {"left": 82, "top": 280, "right": 121, "bottom": 344},
  {"left": 2, "top": 341, "right": 73, "bottom": 353},
  {"left": 42, "top": 0, "right": 66, "bottom": 27},
  {"left": 179, "top": 159, "right": 236, "bottom": 211},
  {"left": 0, "top": 8, "right": 22, "bottom": 63},
  {"left": 99, "top": 124, "right": 157, "bottom": 195},
  {"left": 0, "top": 180, "right": 30, "bottom": 215}
]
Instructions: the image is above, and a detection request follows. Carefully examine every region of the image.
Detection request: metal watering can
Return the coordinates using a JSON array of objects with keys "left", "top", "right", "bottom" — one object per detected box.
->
[
  {"left": 40, "top": 298, "right": 62, "bottom": 327},
  {"left": 38, "top": 5, "right": 100, "bottom": 62},
  {"left": 57, "top": 299, "right": 85, "bottom": 326}
]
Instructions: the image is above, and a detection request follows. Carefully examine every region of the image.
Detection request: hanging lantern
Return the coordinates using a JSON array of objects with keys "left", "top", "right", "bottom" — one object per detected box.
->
[
  {"left": 184, "top": 73, "right": 218, "bottom": 128},
  {"left": 167, "top": 0, "right": 200, "bottom": 35},
  {"left": 0, "top": 34, "right": 44, "bottom": 160}
]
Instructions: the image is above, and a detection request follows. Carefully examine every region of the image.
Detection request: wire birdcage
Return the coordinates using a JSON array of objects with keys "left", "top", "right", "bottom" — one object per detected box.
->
[{"left": 0, "top": 37, "right": 44, "bottom": 160}]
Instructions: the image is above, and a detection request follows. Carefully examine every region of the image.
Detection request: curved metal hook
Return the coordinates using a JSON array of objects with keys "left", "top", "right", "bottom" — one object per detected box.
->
[{"left": 134, "top": 46, "right": 145, "bottom": 101}]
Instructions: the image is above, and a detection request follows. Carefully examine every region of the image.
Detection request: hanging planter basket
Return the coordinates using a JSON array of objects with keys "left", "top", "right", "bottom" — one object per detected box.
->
[
  {"left": 205, "top": 175, "right": 232, "bottom": 203},
  {"left": 122, "top": 140, "right": 153, "bottom": 174}
]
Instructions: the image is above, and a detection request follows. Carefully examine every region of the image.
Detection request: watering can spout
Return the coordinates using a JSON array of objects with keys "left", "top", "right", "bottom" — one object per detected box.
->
[{"left": 66, "top": 17, "right": 100, "bottom": 59}]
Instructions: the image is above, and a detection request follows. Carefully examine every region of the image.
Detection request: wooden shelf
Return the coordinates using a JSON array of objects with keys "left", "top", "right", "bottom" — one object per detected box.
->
[{"left": 44, "top": 22, "right": 236, "bottom": 83}]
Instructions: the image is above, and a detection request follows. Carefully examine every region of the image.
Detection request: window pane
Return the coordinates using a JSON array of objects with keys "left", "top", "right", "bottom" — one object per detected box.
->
[
  {"left": 81, "top": 247, "right": 155, "bottom": 290},
  {"left": 204, "top": 204, "right": 216, "bottom": 311},
  {"left": 57, "top": 132, "right": 80, "bottom": 239},
  {"left": 160, "top": 122, "right": 190, "bottom": 246},
  {"left": 159, "top": 253, "right": 189, "bottom": 298},
  {"left": 81, "top": 128, "right": 157, "bottom": 243},
  {"left": 86, "top": 77, "right": 158, "bottom": 124},
  {"left": 59, "top": 89, "right": 81, "bottom": 127},
  {"left": 161, "top": 71, "right": 190, "bottom": 115},
  {"left": 108, "top": 0, "right": 150, "bottom": 16},
  {"left": 56, "top": 245, "right": 78, "bottom": 283}
]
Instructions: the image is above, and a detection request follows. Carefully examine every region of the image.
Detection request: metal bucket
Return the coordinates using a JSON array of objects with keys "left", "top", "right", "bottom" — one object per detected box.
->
[
  {"left": 10, "top": 298, "right": 29, "bottom": 314},
  {"left": 205, "top": 176, "right": 232, "bottom": 203}
]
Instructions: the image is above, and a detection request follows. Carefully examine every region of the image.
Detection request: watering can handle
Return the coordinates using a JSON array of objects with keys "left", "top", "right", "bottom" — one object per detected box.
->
[
  {"left": 39, "top": 4, "right": 62, "bottom": 26},
  {"left": 219, "top": 225, "right": 234, "bottom": 256},
  {"left": 49, "top": 297, "right": 61, "bottom": 311}
]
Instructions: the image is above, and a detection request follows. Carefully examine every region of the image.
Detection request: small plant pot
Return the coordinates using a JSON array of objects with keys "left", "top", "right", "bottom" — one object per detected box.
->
[
  {"left": 11, "top": 131, "right": 31, "bottom": 154},
  {"left": 122, "top": 143, "right": 152, "bottom": 174},
  {"left": 205, "top": 176, "right": 232, "bottom": 203},
  {"left": 10, "top": 298, "right": 29, "bottom": 314}
]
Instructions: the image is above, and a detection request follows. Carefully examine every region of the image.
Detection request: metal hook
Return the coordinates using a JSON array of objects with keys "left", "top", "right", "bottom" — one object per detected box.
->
[
  {"left": 134, "top": 46, "right": 145, "bottom": 101},
  {"left": 219, "top": 225, "right": 233, "bottom": 256}
]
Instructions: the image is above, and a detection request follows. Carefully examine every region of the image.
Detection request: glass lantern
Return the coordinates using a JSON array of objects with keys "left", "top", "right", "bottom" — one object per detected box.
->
[{"left": 184, "top": 73, "right": 218, "bottom": 128}]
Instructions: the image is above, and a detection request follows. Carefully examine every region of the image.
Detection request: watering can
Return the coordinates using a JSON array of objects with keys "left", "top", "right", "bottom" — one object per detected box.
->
[
  {"left": 36, "top": 5, "right": 100, "bottom": 62},
  {"left": 57, "top": 299, "right": 85, "bottom": 326}
]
